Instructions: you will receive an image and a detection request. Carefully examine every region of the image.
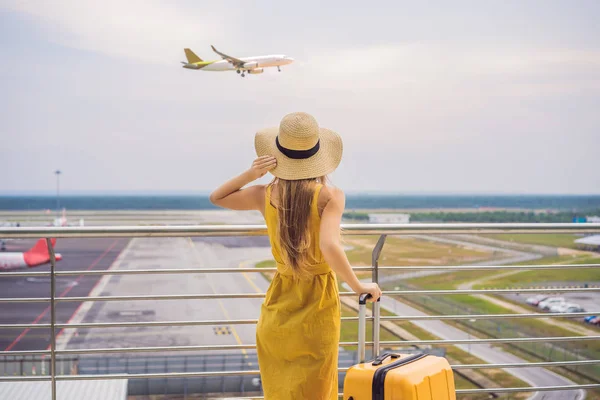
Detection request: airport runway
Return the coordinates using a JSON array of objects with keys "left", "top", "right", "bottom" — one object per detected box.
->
[
  {"left": 3, "top": 210, "right": 265, "bottom": 227},
  {"left": 57, "top": 237, "right": 273, "bottom": 359},
  {"left": 0, "top": 238, "right": 130, "bottom": 352}
]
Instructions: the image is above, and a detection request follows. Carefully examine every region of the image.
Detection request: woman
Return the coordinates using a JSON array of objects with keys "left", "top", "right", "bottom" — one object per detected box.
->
[{"left": 210, "top": 112, "right": 381, "bottom": 399}]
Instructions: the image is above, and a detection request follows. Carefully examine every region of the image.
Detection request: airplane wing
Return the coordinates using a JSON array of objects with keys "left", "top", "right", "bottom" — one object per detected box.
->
[{"left": 211, "top": 45, "right": 245, "bottom": 67}]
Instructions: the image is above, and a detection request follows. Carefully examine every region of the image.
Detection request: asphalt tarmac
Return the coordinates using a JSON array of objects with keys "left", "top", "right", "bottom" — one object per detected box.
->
[
  {"left": 0, "top": 238, "right": 130, "bottom": 352},
  {"left": 56, "top": 237, "right": 273, "bottom": 357}
]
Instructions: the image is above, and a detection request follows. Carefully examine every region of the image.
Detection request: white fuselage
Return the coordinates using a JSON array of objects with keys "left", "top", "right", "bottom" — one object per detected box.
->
[
  {"left": 204, "top": 55, "right": 294, "bottom": 71},
  {"left": 0, "top": 238, "right": 62, "bottom": 271},
  {"left": 0, "top": 252, "right": 27, "bottom": 271}
]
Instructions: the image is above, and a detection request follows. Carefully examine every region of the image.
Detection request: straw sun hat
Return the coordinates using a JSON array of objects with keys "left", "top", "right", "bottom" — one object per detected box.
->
[{"left": 254, "top": 112, "right": 343, "bottom": 180}]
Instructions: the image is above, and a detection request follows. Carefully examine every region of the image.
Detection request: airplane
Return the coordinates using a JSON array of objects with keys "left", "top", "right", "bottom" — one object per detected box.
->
[
  {"left": 181, "top": 45, "right": 294, "bottom": 77},
  {"left": 0, "top": 238, "right": 62, "bottom": 271},
  {"left": 52, "top": 208, "right": 84, "bottom": 228}
]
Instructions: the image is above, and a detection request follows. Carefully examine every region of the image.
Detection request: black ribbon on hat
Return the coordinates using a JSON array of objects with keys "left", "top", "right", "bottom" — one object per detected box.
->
[{"left": 276, "top": 137, "right": 320, "bottom": 159}]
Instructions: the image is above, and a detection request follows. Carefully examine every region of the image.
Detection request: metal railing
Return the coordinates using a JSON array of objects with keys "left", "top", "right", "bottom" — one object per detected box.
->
[{"left": 1, "top": 223, "right": 600, "bottom": 400}]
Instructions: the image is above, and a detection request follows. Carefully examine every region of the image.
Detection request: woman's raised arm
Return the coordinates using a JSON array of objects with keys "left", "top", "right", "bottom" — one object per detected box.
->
[{"left": 209, "top": 156, "right": 276, "bottom": 211}]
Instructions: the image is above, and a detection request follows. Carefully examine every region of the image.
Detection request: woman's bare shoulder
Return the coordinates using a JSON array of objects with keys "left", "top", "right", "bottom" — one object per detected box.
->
[
  {"left": 321, "top": 185, "right": 344, "bottom": 199},
  {"left": 245, "top": 184, "right": 268, "bottom": 211},
  {"left": 318, "top": 186, "right": 345, "bottom": 211},
  {"left": 247, "top": 184, "right": 268, "bottom": 196}
]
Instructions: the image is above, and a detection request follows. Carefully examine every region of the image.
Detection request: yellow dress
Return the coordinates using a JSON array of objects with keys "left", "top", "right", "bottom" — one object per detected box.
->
[{"left": 256, "top": 184, "right": 341, "bottom": 400}]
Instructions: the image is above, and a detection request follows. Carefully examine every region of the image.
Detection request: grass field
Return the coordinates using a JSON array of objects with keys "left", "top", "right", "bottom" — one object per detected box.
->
[
  {"left": 472, "top": 256, "right": 600, "bottom": 288},
  {"left": 381, "top": 279, "right": 600, "bottom": 385},
  {"left": 481, "top": 233, "right": 582, "bottom": 249},
  {"left": 395, "top": 254, "right": 600, "bottom": 342},
  {"left": 405, "top": 254, "right": 600, "bottom": 291},
  {"left": 345, "top": 235, "right": 492, "bottom": 267},
  {"left": 406, "top": 269, "right": 499, "bottom": 290},
  {"left": 255, "top": 235, "right": 495, "bottom": 282},
  {"left": 381, "top": 242, "right": 600, "bottom": 386},
  {"left": 255, "top": 260, "right": 275, "bottom": 269}
]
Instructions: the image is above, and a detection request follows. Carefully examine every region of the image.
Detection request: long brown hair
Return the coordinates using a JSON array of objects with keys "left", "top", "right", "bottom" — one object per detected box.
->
[{"left": 272, "top": 176, "right": 325, "bottom": 276}]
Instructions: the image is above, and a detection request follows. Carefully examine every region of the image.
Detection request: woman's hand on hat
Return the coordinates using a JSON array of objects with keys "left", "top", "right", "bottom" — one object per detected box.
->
[{"left": 247, "top": 156, "right": 277, "bottom": 180}]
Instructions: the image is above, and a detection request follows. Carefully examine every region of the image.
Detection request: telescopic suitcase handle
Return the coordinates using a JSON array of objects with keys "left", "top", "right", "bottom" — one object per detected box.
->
[{"left": 358, "top": 293, "right": 381, "bottom": 363}]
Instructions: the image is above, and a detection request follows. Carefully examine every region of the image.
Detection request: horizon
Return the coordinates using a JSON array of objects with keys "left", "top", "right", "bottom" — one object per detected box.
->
[{"left": 2, "top": 191, "right": 600, "bottom": 197}]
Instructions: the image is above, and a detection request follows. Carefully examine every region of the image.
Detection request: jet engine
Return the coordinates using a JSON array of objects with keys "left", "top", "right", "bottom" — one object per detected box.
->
[
  {"left": 248, "top": 69, "right": 264, "bottom": 74},
  {"left": 243, "top": 61, "right": 259, "bottom": 70}
]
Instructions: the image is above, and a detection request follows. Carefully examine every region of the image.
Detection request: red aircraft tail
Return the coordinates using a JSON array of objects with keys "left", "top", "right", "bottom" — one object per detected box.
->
[{"left": 23, "top": 239, "right": 62, "bottom": 267}]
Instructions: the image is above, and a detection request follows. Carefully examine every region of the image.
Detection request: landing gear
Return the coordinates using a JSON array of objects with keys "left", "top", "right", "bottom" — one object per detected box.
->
[
  {"left": 277, "top": 66, "right": 281, "bottom": 72},
  {"left": 241, "top": 72, "right": 245, "bottom": 77},
  {"left": 236, "top": 69, "right": 241, "bottom": 74}
]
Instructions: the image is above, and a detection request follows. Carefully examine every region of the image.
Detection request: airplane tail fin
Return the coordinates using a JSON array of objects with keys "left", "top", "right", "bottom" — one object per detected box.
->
[
  {"left": 23, "top": 238, "right": 61, "bottom": 266},
  {"left": 28, "top": 238, "right": 55, "bottom": 255},
  {"left": 184, "top": 48, "right": 203, "bottom": 63}
]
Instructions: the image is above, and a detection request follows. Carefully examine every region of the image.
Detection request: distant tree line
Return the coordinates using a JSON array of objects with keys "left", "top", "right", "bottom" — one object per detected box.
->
[
  {"left": 343, "top": 195, "right": 600, "bottom": 210},
  {"left": 343, "top": 210, "right": 600, "bottom": 223},
  {"left": 343, "top": 212, "right": 370, "bottom": 221},
  {"left": 411, "top": 210, "right": 599, "bottom": 223}
]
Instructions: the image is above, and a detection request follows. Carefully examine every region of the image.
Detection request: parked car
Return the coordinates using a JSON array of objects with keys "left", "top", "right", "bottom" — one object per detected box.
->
[
  {"left": 526, "top": 295, "right": 548, "bottom": 306},
  {"left": 565, "top": 305, "right": 585, "bottom": 313},
  {"left": 584, "top": 316, "right": 597, "bottom": 324},
  {"left": 588, "top": 317, "right": 600, "bottom": 326},
  {"left": 549, "top": 303, "right": 567, "bottom": 313},
  {"left": 538, "top": 297, "right": 565, "bottom": 311},
  {"left": 550, "top": 303, "right": 584, "bottom": 313}
]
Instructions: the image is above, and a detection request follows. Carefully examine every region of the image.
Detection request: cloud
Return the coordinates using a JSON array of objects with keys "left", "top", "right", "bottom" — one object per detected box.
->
[
  {"left": 302, "top": 42, "right": 600, "bottom": 91},
  {"left": 1, "top": 1, "right": 234, "bottom": 64}
]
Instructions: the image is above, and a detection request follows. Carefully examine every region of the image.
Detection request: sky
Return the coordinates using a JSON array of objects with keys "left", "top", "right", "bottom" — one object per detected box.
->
[{"left": 1, "top": 1, "right": 599, "bottom": 195}]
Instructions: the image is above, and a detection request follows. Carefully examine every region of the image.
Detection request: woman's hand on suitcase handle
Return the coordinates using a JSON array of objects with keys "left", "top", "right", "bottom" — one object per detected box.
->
[{"left": 358, "top": 282, "right": 382, "bottom": 302}]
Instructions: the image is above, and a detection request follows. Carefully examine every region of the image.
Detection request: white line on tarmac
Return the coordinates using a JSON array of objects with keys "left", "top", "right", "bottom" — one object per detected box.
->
[{"left": 55, "top": 238, "right": 135, "bottom": 351}]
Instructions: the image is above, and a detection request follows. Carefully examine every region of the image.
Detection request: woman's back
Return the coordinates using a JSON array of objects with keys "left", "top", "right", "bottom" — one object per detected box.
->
[{"left": 264, "top": 183, "right": 331, "bottom": 275}]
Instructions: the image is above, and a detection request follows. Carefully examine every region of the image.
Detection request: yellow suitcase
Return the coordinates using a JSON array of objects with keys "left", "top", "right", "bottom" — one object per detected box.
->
[{"left": 343, "top": 294, "right": 456, "bottom": 400}]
